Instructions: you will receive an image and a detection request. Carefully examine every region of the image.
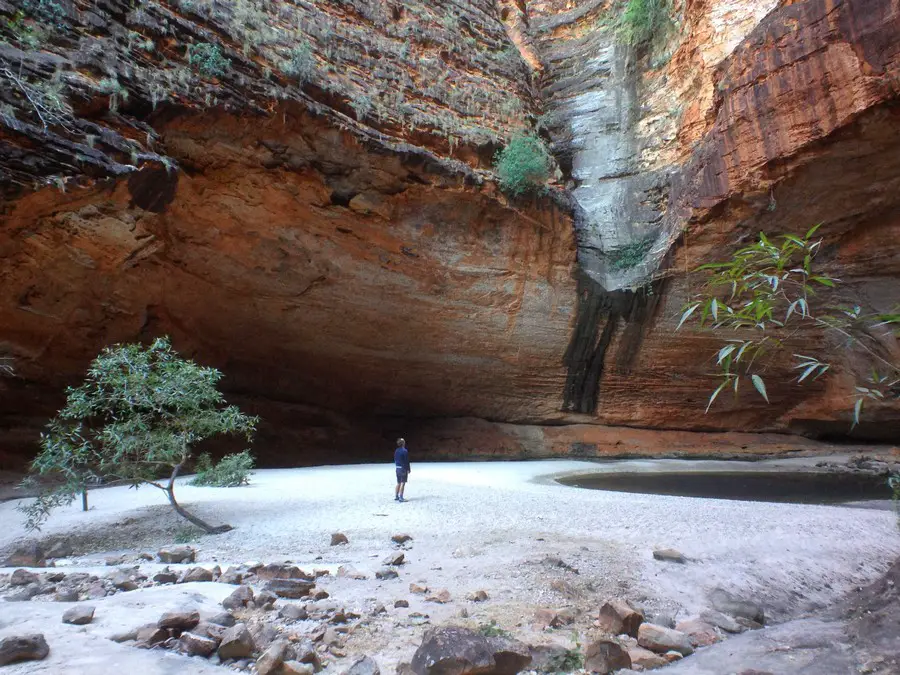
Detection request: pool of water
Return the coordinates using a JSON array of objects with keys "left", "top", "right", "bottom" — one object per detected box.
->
[{"left": 557, "top": 471, "right": 893, "bottom": 505}]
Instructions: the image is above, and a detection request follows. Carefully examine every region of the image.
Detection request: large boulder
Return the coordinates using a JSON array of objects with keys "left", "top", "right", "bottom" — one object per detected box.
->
[
  {"left": 157, "top": 546, "right": 196, "bottom": 564},
  {"left": 62, "top": 605, "right": 95, "bottom": 625},
  {"left": 675, "top": 619, "right": 722, "bottom": 647},
  {"left": 2, "top": 544, "right": 46, "bottom": 568},
  {"left": 410, "top": 626, "right": 531, "bottom": 675},
  {"left": 10, "top": 569, "right": 39, "bottom": 586},
  {"left": 256, "top": 564, "right": 306, "bottom": 581},
  {"left": 256, "top": 640, "right": 289, "bottom": 675},
  {"left": 627, "top": 647, "right": 668, "bottom": 670},
  {"left": 218, "top": 623, "right": 255, "bottom": 659},
  {"left": 597, "top": 600, "right": 643, "bottom": 637},
  {"left": 0, "top": 634, "right": 50, "bottom": 666},
  {"left": 223, "top": 585, "right": 255, "bottom": 610},
  {"left": 637, "top": 624, "right": 694, "bottom": 656},
  {"left": 709, "top": 589, "right": 766, "bottom": 624},
  {"left": 182, "top": 567, "right": 214, "bottom": 583},
  {"left": 265, "top": 578, "right": 315, "bottom": 599},
  {"left": 180, "top": 631, "right": 219, "bottom": 657},
  {"left": 158, "top": 609, "right": 200, "bottom": 632},
  {"left": 343, "top": 655, "right": 381, "bottom": 675},
  {"left": 583, "top": 639, "right": 631, "bottom": 674}
]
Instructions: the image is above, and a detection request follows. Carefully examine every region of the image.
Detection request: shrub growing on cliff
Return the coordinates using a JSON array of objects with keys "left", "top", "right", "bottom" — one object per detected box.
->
[
  {"left": 617, "top": 0, "right": 673, "bottom": 49},
  {"left": 189, "top": 450, "right": 255, "bottom": 487},
  {"left": 678, "top": 226, "right": 900, "bottom": 424},
  {"left": 607, "top": 236, "right": 655, "bottom": 271},
  {"left": 189, "top": 42, "right": 230, "bottom": 79},
  {"left": 19, "top": 337, "right": 258, "bottom": 533},
  {"left": 282, "top": 41, "right": 315, "bottom": 83},
  {"left": 493, "top": 134, "right": 552, "bottom": 197}
]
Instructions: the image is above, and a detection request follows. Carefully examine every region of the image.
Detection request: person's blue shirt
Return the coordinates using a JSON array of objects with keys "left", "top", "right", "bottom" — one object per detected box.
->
[{"left": 394, "top": 446, "right": 410, "bottom": 472}]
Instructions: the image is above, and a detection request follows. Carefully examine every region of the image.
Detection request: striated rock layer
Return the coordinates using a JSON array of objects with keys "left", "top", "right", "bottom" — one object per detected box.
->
[{"left": 1, "top": 0, "right": 899, "bottom": 466}]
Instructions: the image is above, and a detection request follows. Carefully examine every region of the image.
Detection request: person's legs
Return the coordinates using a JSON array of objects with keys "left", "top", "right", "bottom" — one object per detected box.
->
[{"left": 398, "top": 480, "right": 406, "bottom": 501}]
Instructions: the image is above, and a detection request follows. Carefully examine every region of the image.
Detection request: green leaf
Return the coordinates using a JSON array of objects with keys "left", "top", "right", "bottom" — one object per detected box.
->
[
  {"left": 852, "top": 397, "right": 863, "bottom": 429},
  {"left": 751, "top": 374, "right": 769, "bottom": 403},
  {"left": 717, "top": 344, "right": 737, "bottom": 364},
  {"left": 676, "top": 303, "right": 700, "bottom": 331},
  {"left": 811, "top": 276, "right": 835, "bottom": 287},
  {"left": 797, "top": 363, "right": 818, "bottom": 383},
  {"left": 705, "top": 379, "right": 729, "bottom": 413},
  {"left": 805, "top": 223, "right": 822, "bottom": 239},
  {"left": 711, "top": 298, "right": 719, "bottom": 322}
]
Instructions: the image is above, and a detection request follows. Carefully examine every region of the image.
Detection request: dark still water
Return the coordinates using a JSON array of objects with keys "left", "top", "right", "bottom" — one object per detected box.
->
[{"left": 557, "top": 471, "right": 893, "bottom": 505}]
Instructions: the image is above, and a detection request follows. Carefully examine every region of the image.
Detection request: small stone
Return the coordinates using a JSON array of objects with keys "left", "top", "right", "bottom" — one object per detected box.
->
[
  {"left": 158, "top": 609, "right": 201, "bottom": 632},
  {"left": 294, "top": 640, "right": 323, "bottom": 671},
  {"left": 138, "top": 552, "right": 154, "bottom": 561},
  {"left": 45, "top": 572, "right": 66, "bottom": 583},
  {"left": 598, "top": 600, "right": 643, "bottom": 637},
  {"left": 410, "top": 627, "right": 531, "bottom": 675},
  {"left": 382, "top": 553, "right": 405, "bottom": 566},
  {"left": 209, "top": 612, "right": 237, "bottom": 627},
  {"left": 10, "top": 569, "right": 39, "bottom": 586},
  {"left": 637, "top": 624, "right": 694, "bottom": 656},
  {"left": 223, "top": 585, "right": 254, "bottom": 610},
  {"left": 663, "top": 650, "right": 683, "bottom": 662},
  {"left": 266, "top": 579, "right": 314, "bottom": 599},
  {"left": 330, "top": 533, "right": 349, "bottom": 546},
  {"left": 62, "top": 605, "right": 95, "bottom": 625},
  {"left": 468, "top": 590, "right": 489, "bottom": 603},
  {"left": 584, "top": 638, "right": 631, "bottom": 674},
  {"left": 136, "top": 624, "right": 169, "bottom": 647},
  {"left": 534, "top": 608, "right": 575, "bottom": 628},
  {"left": 105, "top": 556, "right": 125, "bottom": 566},
  {"left": 279, "top": 604, "right": 309, "bottom": 621},
  {"left": 343, "top": 655, "right": 381, "bottom": 675},
  {"left": 220, "top": 568, "right": 244, "bottom": 584},
  {"left": 371, "top": 604, "right": 387, "bottom": 615},
  {"left": 181, "top": 631, "right": 219, "bottom": 657},
  {"left": 425, "top": 589, "right": 451, "bottom": 604},
  {"left": 182, "top": 566, "right": 214, "bottom": 583},
  {"left": 313, "top": 590, "right": 330, "bottom": 600},
  {"left": 283, "top": 661, "right": 316, "bottom": 675},
  {"left": 54, "top": 588, "right": 79, "bottom": 602},
  {"left": 459, "top": 607, "right": 469, "bottom": 618},
  {"left": 337, "top": 566, "right": 368, "bottom": 580},
  {"left": 409, "top": 583, "right": 428, "bottom": 594},
  {"left": 5, "top": 583, "right": 41, "bottom": 601},
  {"left": 392, "top": 534, "right": 413, "bottom": 545},
  {"left": 376, "top": 569, "right": 399, "bottom": 580},
  {"left": 153, "top": 570, "right": 178, "bottom": 584},
  {"left": 157, "top": 546, "right": 196, "bottom": 564},
  {"left": 109, "top": 570, "right": 138, "bottom": 591},
  {"left": 674, "top": 619, "right": 722, "bottom": 647},
  {"left": 109, "top": 628, "right": 140, "bottom": 643},
  {"left": 256, "top": 640, "right": 289, "bottom": 675},
  {"left": 627, "top": 646, "right": 668, "bottom": 670},
  {"left": 255, "top": 589, "right": 278, "bottom": 608},
  {"left": 218, "top": 623, "right": 255, "bottom": 659},
  {"left": 394, "top": 599, "right": 410, "bottom": 608},
  {"left": 3, "top": 543, "right": 46, "bottom": 568},
  {"left": 699, "top": 610, "right": 745, "bottom": 633},
  {"left": 0, "top": 634, "right": 50, "bottom": 666},
  {"left": 653, "top": 548, "right": 686, "bottom": 564}
]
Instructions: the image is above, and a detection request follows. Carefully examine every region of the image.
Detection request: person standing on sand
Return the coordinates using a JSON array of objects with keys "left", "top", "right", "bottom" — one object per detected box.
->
[{"left": 394, "top": 438, "right": 410, "bottom": 502}]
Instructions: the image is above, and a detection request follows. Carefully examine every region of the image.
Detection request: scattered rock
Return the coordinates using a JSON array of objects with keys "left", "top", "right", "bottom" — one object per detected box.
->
[
  {"left": 534, "top": 608, "right": 575, "bottom": 629},
  {"left": 109, "top": 570, "right": 139, "bottom": 591},
  {"left": 331, "top": 533, "right": 349, "bottom": 546},
  {"left": 674, "top": 619, "right": 722, "bottom": 647},
  {"left": 652, "top": 548, "right": 686, "bottom": 564},
  {"left": 637, "top": 624, "right": 694, "bottom": 656},
  {"left": 255, "top": 589, "right": 278, "bottom": 609},
  {"left": 410, "top": 583, "right": 428, "bottom": 594},
  {"left": 256, "top": 564, "right": 305, "bottom": 581},
  {"left": 627, "top": 647, "right": 668, "bottom": 670},
  {"left": 153, "top": 570, "right": 178, "bottom": 584},
  {"left": 223, "top": 585, "right": 255, "bottom": 610},
  {"left": 3, "top": 543, "right": 46, "bottom": 568},
  {"left": 158, "top": 609, "right": 201, "bottom": 632},
  {"left": 459, "top": 608, "right": 469, "bottom": 618},
  {"left": 106, "top": 556, "right": 126, "bottom": 566},
  {"left": 294, "top": 639, "right": 323, "bottom": 671},
  {"left": 10, "top": 569, "right": 39, "bottom": 586},
  {"left": 136, "top": 624, "right": 169, "bottom": 647},
  {"left": 62, "top": 605, "right": 95, "bottom": 625},
  {"left": 283, "top": 661, "right": 316, "bottom": 675},
  {"left": 337, "top": 566, "right": 368, "bottom": 580},
  {"left": 663, "top": 650, "right": 683, "bottom": 663},
  {"left": 157, "top": 546, "right": 196, "bottom": 564},
  {"left": 383, "top": 553, "right": 405, "bottom": 566},
  {"left": 371, "top": 604, "right": 387, "bottom": 616},
  {"left": 138, "top": 552, "right": 154, "bottom": 561},
  {"left": 280, "top": 604, "right": 309, "bottom": 621},
  {"left": 584, "top": 639, "right": 631, "bottom": 674},
  {"left": 527, "top": 644, "right": 570, "bottom": 673},
  {"left": 598, "top": 600, "right": 643, "bottom": 637},
  {"left": 110, "top": 628, "right": 140, "bottom": 643},
  {"left": 256, "top": 640, "right": 289, "bottom": 675},
  {"left": 182, "top": 566, "right": 214, "bottom": 583},
  {"left": 46, "top": 542, "right": 73, "bottom": 559},
  {"left": 395, "top": 599, "right": 410, "bottom": 608},
  {"left": 469, "top": 590, "right": 489, "bottom": 603},
  {"left": 392, "top": 534, "right": 413, "bottom": 545},
  {"left": 426, "top": 589, "right": 452, "bottom": 604},
  {"left": 54, "top": 588, "right": 79, "bottom": 602},
  {"left": 410, "top": 626, "right": 531, "bottom": 675},
  {"left": 709, "top": 588, "right": 765, "bottom": 624},
  {"left": 181, "top": 631, "right": 219, "bottom": 657},
  {"left": 220, "top": 567, "right": 245, "bottom": 585},
  {"left": 0, "top": 634, "right": 50, "bottom": 666},
  {"left": 218, "top": 623, "right": 255, "bottom": 659},
  {"left": 376, "top": 569, "right": 399, "bottom": 580},
  {"left": 344, "top": 655, "right": 381, "bottom": 675},
  {"left": 265, "top": 579, "right": 314, "bottom": 599},
  {"left": 209, "top": 612, "right": 237, "bottom": 627},
  {"left": 45, "top": 572, "right": 66, "bottom": 583},
  {"left": 5, "top": 583, "right": 42, "bottom": 601}
]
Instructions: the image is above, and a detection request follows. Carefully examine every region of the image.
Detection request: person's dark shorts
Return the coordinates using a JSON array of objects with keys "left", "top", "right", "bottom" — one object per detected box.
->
[{"left": 396, "top": 468, "right": 408, "bottom": 484}]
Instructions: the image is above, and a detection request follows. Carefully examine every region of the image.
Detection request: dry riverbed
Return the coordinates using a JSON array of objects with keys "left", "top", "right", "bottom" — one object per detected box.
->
[{"left": 0, "top": 458, "right": 898, "bottom": 674}]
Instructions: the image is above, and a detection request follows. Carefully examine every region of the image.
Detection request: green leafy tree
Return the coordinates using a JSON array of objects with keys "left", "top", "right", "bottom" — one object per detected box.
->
[
  {"left": 20, "top": 337, "right": 258, "bottom": 534},
  {"left": 493, "top": 134, "right": 552, "bottom": 197},
  {"left": 678, "top": 226, "right": 899, "bottom": 421},
  {"left": 189, "top": 450, "right": 255, "bottom": 487}
]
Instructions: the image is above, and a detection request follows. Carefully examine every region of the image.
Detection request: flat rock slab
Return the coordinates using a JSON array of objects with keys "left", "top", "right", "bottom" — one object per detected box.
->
[
  {"left": 638, "top": 624, "right": 694, "bottom": 656},
  {"left": 265, "top": 578, "right": 315, "bottom": 599},
  {"left": 157, "top": 546, "right": 195, "bottom": 564},
  {"left": 62, "top": 605, "right": 96, "bottom": 625},
  {"left": 653, "top": 549, "right": 686, "bottom": 564},
  {"left": 410, "top": 626, "right": 531, "bottom": 675}
]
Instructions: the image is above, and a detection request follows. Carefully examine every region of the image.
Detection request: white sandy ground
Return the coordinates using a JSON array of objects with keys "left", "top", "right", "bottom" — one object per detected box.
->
[{"left": 0, "top": 457, "right": 899, "bottom": 674}]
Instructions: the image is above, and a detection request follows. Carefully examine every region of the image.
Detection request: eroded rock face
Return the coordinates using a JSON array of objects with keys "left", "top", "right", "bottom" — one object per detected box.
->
[{"left": 1, "top": 0, "right": 898, "bottom": 465}]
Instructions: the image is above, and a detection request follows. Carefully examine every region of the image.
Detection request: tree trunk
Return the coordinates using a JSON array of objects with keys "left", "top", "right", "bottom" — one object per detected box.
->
[
  {"left": 81, "top": 488, "right": 88, "bottom": 512},
  {"left": 164, "top": 461, "right": 232, "bottom": 534}
]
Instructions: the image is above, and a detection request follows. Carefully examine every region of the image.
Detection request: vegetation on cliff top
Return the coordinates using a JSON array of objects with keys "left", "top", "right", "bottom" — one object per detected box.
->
[
  {"left": 493, "top": 135, "right": 552, "bottom": 197},
  {"left": 19, "top": 337, "right": 258, "bottom": 533},
  {"left": 618, "top": 0, "right": 674, "bottom": 49}
]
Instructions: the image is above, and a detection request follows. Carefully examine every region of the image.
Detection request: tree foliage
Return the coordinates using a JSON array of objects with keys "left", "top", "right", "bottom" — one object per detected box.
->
[
  {"left": 678, "top": 226, "right": 900, "bottom": 424},
  {"left": 617, "top": 0, "right": 673, "bottom": 49},
  {"left": 493, "top": 134, "right": 551, "bottom": 197},
  {"left": 189, "top": 450, "right": 255, "bottom": 487},
  {"left": 19, "top": 337, "right": 258, "bottom": 533},
  {"left": 189, "top": 42, "right": 230, "bottom": 78}
]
